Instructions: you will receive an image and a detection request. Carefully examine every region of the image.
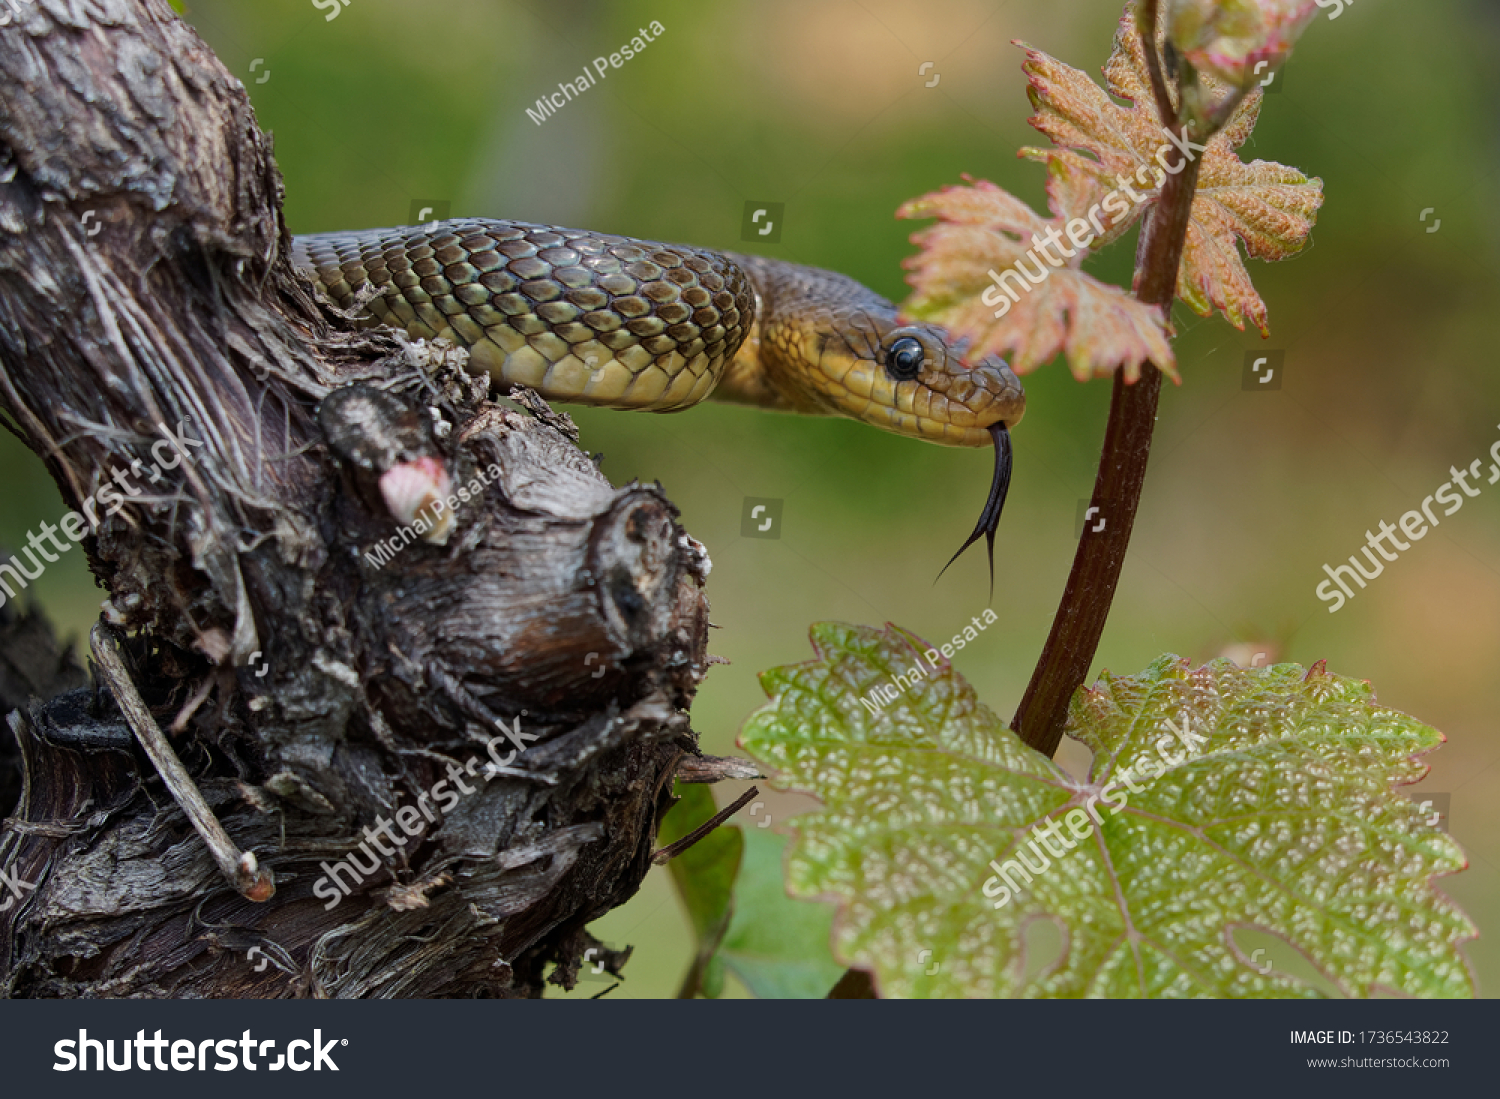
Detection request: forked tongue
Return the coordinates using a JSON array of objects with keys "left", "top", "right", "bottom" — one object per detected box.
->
[{"left": 936, "top": 422, "right": 1012, "bottom": 598}]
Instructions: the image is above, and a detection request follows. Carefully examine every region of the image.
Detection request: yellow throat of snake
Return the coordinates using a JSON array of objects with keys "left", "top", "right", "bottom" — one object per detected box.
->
[{"left": 293, "top": 218, "right": 1024, "bottom": 585}]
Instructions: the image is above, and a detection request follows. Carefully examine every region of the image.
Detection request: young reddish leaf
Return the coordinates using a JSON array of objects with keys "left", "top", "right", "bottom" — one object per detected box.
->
[
  {"left": 1164, "top": 0, "right": 1320, "bottom": 90},
  {"left": 1174, "top": 96, "right": 1324, "bottom": 330},
  {"left": 1020, "top": 8, "right": 1324, "bottom": 335},
  {"left": 740, "top": 624, "right": 1475, "bottom": 999},
  {"left": 899, "top": 174, "right": 1175, "bottom": 382}
]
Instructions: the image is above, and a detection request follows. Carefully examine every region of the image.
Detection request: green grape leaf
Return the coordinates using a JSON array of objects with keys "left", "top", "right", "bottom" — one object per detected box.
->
[
  {"left": 660, "top": 784, "right": 843, "bottom": 998},
  {"left": 739, "top": 623, "right": 1475, "bottom": 999},
  {"left": 718, "top": 826, "right": 846, "bottom": 999},
  {"left": 660, "top": 783, "right": 742, "bottom": 998}
]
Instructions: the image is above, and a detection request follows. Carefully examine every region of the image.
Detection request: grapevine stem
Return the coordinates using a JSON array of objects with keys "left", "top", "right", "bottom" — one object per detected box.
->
[{"left": 1009, "top": 11, "right": 1202, "bottom": 758}]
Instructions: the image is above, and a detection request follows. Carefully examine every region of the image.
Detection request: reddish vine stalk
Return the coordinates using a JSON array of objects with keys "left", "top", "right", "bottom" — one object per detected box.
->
[
  {"left": 1009, "top": 9, "right": 1202, "bottom": 759},
  {"left": 1009, "top": 156, "right": 1202, "bottom": 757}
]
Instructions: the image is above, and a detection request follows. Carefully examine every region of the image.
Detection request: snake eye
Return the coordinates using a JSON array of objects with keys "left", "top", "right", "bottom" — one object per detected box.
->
[{"left": 885, "top": 337, "right": 926, "bottom": 381}]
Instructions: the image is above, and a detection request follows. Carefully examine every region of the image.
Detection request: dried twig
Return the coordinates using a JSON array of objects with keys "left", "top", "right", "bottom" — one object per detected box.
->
[
  {"left": 89, "top": 622, "right": 275, "bottom": 902},
  {"left": 651, "top": 786, "right": 759, "bottom": 864}
]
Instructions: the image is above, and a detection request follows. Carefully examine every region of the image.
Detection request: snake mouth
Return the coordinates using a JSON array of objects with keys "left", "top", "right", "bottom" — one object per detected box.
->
[{"left": 937, "top": 422, "right": 1012, "bottom": 595}]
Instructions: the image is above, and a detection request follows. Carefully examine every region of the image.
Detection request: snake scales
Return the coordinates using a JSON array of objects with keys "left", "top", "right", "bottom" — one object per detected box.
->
[{"left": 293, "top": 217, "right": 1023, "bottom": 580}]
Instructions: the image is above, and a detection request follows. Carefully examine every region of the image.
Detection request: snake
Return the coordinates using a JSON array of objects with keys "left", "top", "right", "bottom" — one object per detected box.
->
[{"left": 292, "top": 218, "right": 1024, "bottom": 582}]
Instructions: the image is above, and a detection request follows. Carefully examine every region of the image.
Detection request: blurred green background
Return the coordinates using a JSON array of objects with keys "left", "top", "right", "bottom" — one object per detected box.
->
[{"left": 4, "top": 0, "right": 1496, "bottom": 997}]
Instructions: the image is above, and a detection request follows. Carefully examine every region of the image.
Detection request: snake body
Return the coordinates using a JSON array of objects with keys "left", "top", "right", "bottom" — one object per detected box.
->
[{"left": 293, "top": 218, "right": 1023, "bottom": 576}]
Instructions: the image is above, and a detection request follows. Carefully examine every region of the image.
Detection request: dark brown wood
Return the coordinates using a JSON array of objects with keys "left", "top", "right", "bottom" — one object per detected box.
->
[
  {"left": 826, "top": 969, "right": 878, "bottom": 999},
  {"left": 0, "top": 0, "right": 713, "bottom": 998}
]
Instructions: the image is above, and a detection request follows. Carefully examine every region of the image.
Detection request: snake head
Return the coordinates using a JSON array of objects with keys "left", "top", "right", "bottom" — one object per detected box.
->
[
  {"left": 817, "top": 320, "right": 1024, "bottom": 448},
  {"left": 869, "top": 323, "right": 1022, "bottom": 593},
  {"left": 808, "top": 316, "right": 1022, "bottom": 592}
]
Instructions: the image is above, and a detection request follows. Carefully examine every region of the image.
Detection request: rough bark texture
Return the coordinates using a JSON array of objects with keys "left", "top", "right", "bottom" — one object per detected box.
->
[{"left": 0, "top": 0, "right": 714, "bottom": 997}]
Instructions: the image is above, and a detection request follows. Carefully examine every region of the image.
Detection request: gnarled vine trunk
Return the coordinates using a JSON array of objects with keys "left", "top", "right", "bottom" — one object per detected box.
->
[{"left": 0, "top": 0, "right": 714, "bottom": 998}]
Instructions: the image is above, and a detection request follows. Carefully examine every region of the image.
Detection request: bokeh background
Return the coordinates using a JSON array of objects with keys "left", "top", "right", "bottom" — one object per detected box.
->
[{"left": 3, "top": 0, "right": 1496, "bottom": 997}]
